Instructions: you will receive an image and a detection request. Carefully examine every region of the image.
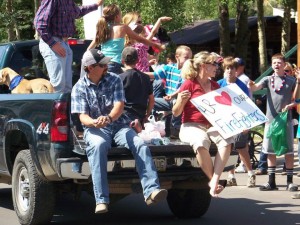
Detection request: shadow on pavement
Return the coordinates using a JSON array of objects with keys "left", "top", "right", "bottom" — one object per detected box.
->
[
  {"left": 50, "top": 192, "right": 300, "bottom": 225},
  {"left": 0, "top": 187, "right": 14, "bottom": 210}
]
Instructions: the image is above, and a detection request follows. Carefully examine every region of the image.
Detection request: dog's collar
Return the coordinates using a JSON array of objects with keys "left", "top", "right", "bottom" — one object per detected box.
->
[{"left": 9, "top": 75, "right": 24, "bottom": 90}]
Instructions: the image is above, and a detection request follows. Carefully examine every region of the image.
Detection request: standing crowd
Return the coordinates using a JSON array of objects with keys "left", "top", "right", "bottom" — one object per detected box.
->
[{"left": 34, "top": 0, "right": 300, "bottom": 214}]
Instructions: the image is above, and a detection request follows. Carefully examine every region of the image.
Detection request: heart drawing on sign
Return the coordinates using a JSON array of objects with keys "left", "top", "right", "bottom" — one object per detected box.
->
[{"left": 214, "top": 91, "right": 232, "bottom": 106}]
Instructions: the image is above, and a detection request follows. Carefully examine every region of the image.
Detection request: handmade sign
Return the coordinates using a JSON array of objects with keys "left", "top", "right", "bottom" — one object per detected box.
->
[{"left": 190, "top": 83, "right": 268, "bottom": 139}]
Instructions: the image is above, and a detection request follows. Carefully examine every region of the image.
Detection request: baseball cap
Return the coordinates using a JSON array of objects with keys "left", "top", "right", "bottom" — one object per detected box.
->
[
  {"left": 122, "top": 46, "right": 138, "bottom": 64},
  {"left": 235, "top": 57, "right": 245, "bottom": 66},
  {"left": 82, "top": 49, "right": 111, "bottom": 67}
]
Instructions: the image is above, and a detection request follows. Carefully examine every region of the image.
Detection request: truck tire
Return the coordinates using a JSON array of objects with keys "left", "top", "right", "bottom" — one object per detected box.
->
[
  {"left": 12, "top": 150, "right": 55, "bottom": 225},
  {"left": 167, "top": 189, "right": 211, "bottom": 218}
]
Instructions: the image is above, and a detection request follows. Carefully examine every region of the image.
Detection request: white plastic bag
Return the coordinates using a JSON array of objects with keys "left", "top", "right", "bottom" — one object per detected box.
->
[
  {"left": 144, "top": 115, "right": 166, "bottom": 137},
  {"left": 138, "top": 115, "right": 166, "bottom": 143},
  {"left": 138, "top": 130, "right": 161, "bottom": 144}
]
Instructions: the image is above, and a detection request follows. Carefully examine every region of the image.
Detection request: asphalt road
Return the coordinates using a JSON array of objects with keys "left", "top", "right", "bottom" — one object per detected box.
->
[{"left": 0, "top": 155, "right": 299, "bottom": 225}]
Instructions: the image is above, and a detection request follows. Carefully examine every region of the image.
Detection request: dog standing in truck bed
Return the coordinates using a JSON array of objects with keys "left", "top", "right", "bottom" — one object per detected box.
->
[{"left": 0, "top": 67, "right": 54, "bottom": 93}]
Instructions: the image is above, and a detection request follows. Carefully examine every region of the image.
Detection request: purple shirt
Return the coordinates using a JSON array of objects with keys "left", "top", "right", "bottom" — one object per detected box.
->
[{"left": 34, "top": 0, "right": 98, "bottom": 47}]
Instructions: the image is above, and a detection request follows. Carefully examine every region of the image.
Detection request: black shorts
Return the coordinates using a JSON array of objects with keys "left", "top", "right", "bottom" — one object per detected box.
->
[{"left": 234, "top": 132, "right": 249, "bottom": 149}]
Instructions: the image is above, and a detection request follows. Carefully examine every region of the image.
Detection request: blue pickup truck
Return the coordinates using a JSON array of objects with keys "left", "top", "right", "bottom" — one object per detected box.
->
[{"left": 0, "top": 39, "right": 238, "bottom": 225}]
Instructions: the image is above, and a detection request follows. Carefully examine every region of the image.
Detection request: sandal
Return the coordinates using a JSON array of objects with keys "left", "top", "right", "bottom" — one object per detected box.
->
[
  {"left": 209, "top": 180, "right": 227, "bottom": 196},
  {"left": 259, "top": 183, "right": 278, "bottom": 191}
]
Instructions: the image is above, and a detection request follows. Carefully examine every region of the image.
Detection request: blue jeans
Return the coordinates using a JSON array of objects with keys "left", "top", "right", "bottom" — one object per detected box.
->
[
  {"left": 154, "top": 97, "right": 181, "bottom": 129},
  {"left": 84, "top": 124, "right": 160, "bottom": 204},
  {"left": 39, "top": 37, "right": 73, "bottom": 93},
  {"left": 257, "top": 150, "right": 268, "bottom": 171},
  {"left": 153, "top": 79, "right": 165, "bottom": 98}
]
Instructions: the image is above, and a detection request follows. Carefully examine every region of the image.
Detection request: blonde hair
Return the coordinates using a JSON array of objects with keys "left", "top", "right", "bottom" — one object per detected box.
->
[
  {"left": 95, "top": 4, "right": 121, "bottom": 46},
  {"left": 123, "top": 12, "right": 141, "bottom": 46},
  {"left": 181, "top": 51, "right": 215, "bottom": 80},
  {"left": 284, "top": 62, "right": 295, "bottom": 76},
  {"left": 285, "top": 62, "right": 293, "bottom": 70},
  {"left": 122, "top": 11, "right": 140, "bottom": 25},
  {"left": 175, "top": 45, "right": 192, "bottom": 57},
  {"left": 125, "top": 24, "right": 145, "bottom": 46}
]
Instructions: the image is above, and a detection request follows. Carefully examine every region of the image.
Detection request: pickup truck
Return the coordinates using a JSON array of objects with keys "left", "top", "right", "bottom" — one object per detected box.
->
[{"left": 0, "top": 40, "right": 238, "bottom": 225}]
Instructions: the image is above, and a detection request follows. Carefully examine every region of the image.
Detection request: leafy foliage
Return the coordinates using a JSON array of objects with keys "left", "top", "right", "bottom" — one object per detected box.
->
[{"left": 0, "top": 0, "right": 35, "bottom": 41}]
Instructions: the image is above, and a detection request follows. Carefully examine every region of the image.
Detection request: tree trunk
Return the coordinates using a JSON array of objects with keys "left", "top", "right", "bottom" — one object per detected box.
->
[
  {"left": 6, "top": 0, "right": 16, "bottom": 41},
  {"left": 235, "top": 0, "right": 250, "bottom": 60},
  {"left": 34, "top": 0, "right": 40, "bottom": 39},
  {"left": 281, "top": 4, "right": 291, "bottom": 55},
  {"left": 256, "top": 0, "right": 268, "bottom": 73},
  {"left": 219, "top": 0, "right": 231, "bottom": 56}
]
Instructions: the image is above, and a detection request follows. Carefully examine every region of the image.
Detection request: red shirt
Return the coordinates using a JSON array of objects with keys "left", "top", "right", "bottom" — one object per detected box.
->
[{"left": 179, "top": 79, "right": 220, "bottom": 125}]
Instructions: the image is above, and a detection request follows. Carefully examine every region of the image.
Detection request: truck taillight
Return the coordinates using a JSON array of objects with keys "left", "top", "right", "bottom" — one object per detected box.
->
[{"left": 51, "top": 102, "right": 68, "bottom": 142}]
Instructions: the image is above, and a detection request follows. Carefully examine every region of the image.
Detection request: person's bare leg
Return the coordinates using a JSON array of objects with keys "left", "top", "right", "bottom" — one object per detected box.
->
[
  {"left": 195, "top": 148, "right": 223, "bottom": 196},
  {"left": 210, "top": 144, "right": 231, "bottom": 197},
  {"left": 195, "top": 147, "right": 227, "bottom": 197},
  {"left": 268, "top": 154, "right": 277, "bottom": 167},
  {"left": 285, "top": 154, "right": 294, "bottom": 169},
  {"left": 238, "top": 145, "right": 252, "bottom": 172},
  {"left": 195, "top": 147, "right": 214, "bottom": 180}
]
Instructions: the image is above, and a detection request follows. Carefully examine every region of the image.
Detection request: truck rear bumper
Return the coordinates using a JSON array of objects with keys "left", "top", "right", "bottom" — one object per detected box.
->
[{"left": 56, "top": 154, "right": 238, "bottom": 180}]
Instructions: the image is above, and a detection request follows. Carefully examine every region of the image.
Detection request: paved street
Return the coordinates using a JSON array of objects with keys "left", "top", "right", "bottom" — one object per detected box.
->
[{"left": 0, "top": 150, "right": 299, "bottom": 225}]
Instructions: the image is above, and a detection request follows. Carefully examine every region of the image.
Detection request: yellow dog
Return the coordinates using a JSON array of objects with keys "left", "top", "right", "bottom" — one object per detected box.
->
[{"left": 0, "top": 67, "right": 54, "bottom": 93}]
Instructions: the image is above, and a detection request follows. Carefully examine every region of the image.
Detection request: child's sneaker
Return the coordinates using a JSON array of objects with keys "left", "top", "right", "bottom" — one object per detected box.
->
[
  {"left": 235, "top": 164, "right": 247, "bottom": 173},
  {"left": 247, "top": 174, "right": 256, "bottom": 187},
  {"left": 227, "top": 177, "right": 237, "bottom": 186}
]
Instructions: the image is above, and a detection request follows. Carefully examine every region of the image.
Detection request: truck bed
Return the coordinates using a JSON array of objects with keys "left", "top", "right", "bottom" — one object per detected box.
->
[{"left": 56, "top": 134, "right": 238, "bottom": 187}]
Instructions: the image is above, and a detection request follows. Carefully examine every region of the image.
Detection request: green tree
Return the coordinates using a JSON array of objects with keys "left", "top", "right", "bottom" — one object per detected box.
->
[{"left": 0, "top": 0, "right": 34, "bottom": 41}]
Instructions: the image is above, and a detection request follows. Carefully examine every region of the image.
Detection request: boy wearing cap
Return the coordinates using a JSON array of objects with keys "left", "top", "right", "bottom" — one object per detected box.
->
[
  {"left": 119, "top": 47, "right": 154, "bottom": 129},
  {"left": 71, "top": 49, "right": 167, "bottom": 214}
]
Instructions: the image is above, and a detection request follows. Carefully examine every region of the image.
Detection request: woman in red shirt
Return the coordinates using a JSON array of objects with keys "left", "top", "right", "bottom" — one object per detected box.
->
[{"left": 172, "top": 51, "right": 234, "bottom": 197}]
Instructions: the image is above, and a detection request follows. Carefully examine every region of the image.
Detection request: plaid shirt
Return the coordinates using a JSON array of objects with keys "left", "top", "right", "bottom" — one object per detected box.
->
[
  {"left": 71, "top": 72, "right": 128, "bottom": 126},
  {"left": 34, "top": 0, "right": 98, "bottom": 47},
  {"left": 153, "top": 63, "right": 183, "bottom": 95}
]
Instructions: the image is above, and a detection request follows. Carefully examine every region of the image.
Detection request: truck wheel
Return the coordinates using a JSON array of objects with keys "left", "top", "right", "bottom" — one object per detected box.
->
[
  {"left": 167, "top": 189, "right": 211, "bottom": 218},
  {"left": 12, "top": 150, "right": 55, "bottom": 225}
]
